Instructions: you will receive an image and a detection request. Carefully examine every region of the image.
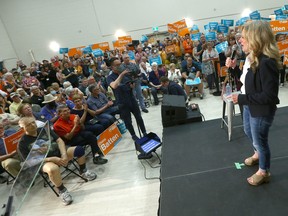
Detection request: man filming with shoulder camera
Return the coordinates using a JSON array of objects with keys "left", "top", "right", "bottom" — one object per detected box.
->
[
  {"left": 121, "top": 54, "right": 148, "bottom": 113},
  {"left": 107, "top": 58, "right": 151, "bottom": 159}
]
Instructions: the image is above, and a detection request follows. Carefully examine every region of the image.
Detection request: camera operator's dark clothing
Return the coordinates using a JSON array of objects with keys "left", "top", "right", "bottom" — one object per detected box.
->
[
  {"left": 167, "top": 81, "right": 187, "bottom": 101},
  {"left": 107, "top": 72, "right": 146, "bottom": 137}
]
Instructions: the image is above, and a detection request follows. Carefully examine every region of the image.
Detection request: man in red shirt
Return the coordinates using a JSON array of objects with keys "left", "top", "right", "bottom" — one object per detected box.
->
[{"left": 54, "top": 105, "right": 107, "bottom": 165}]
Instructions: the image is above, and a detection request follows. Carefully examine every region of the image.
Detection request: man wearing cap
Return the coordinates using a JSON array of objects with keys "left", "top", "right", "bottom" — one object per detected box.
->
[
  {"left": 41, "top": 94, "right": 58, "bottom": 123},
  {"left": 9, "top": 92, "right": 22, "bottom": 115},
  {"left": 148, "top": 62, "right": 167, "bottom": 105}
]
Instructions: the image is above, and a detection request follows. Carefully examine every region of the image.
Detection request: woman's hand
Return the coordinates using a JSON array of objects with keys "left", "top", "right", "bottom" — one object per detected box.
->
[{"left": 225, "top": 57, "right": 237, "bottom": 68}]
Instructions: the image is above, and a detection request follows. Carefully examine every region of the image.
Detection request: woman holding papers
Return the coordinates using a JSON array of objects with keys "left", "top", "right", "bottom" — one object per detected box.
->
[{"left": 227, "top": 21, "right": 281, "bottom": 186}]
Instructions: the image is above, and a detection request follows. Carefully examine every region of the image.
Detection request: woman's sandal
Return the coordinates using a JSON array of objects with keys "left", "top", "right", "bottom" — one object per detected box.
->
[
  {"left": 247, "top": 173, "right": 271, "bottom": 186},
  {"left": 244, "top": 157, "right": 259, "bottom": 166}
]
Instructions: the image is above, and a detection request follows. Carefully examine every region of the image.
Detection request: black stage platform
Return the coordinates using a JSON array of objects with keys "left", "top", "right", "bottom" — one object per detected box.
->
[{"left": 160, "top": 106, "right": 288, "bottom": 216}]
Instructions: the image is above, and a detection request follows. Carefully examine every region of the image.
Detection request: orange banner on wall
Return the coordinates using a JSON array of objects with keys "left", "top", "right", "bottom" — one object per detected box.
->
[
  {"left": 91, "top": 42, "right": 110, "bottom": 51},
  {"left": 4, "top": 129, "right": 24, "bottom": 154},
  {"left": 97, "top": 122, "right": 122, "bottom": 156},
  {"left": 277, "top": 39, "right": 288, "bottom": 55},
  {"left": 270, "top": 20, "right": 288, "bottom": 34},
  {"left": 68, "top": 46, "right": 85, "bottom": 57}
]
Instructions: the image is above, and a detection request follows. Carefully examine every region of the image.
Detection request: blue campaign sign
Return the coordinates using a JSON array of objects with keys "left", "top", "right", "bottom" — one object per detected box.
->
[
  {"left": 92, "top": 49, "right": 104, "bottom": 57},
  {"left": 276, "top": 15, "right": 288, "bottom": 20},
  {"left": 282, "top": 5, "right": 288, "bottom": 11},
  {"left": 239, "top": 17, "right": 249, "bottom": 25},
  {"left": 221, "top": 19, "right": 234, "bottom": 27},
  {"left": 191, "top": 24, "right": 199, "bottom": 32},
  {"left": 215, "top": 41, "right": 228, "bottom": 54},
  {"left": 205, "top": 32, "right": 216, "bottom": 41},
  {"left": 59, "top": 48, "right": 69, "bottom": 54},
  {"left": 235, "top": 20, "right": 240, "bottom": 26},
  {"left": 261, "top": 17, "right": 271, "bottom": 22},
  {"left": 128, "top": 51, "right": 135, "bottom": 60},
  {"left": 140, "top": 35, "right": 148, "bottom": 43},
  {"left": 209, "top": 22, "right": 218, "bottom": 31},
  {"left": 204, "top": 24, "right": 210, "bottom": 32},
  {"left": 274, "top": 8, "right": 284, "bottom": 15},
  {"left": 217, "top": 25, "right": 228, "bottom": 34},
  {"left": 191, "top": 33, "right": 201, "bottom": 41},
  {"left": 82, "top": 46, "right": 92, "bottom": 54},
  {"left": 149, "top": 55, "right": 162, "bottom": 65},
  {"left": 250, "top": 12, "right": 261, "bottom": 20}
]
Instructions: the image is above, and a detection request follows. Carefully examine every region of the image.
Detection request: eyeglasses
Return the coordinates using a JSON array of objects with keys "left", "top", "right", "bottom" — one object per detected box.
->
[{"left": 185, "top": 55, "right": 190, "bottom": 57}]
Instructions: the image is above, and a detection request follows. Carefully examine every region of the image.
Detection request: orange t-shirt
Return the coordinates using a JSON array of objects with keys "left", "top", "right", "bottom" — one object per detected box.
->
[{"left": 53, "top": 114, "right": 81, "bottom": 138}]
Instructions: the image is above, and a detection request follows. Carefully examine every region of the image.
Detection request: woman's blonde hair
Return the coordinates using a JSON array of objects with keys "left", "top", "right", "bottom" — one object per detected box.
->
[{"left": 242, "top": 20, "right": 282, "bottom": 72}]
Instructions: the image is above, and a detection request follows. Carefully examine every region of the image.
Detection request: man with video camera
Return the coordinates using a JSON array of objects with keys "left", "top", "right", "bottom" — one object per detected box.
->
[
  {"left": 107, "top": 58, "right": 148, "bottom": 147},
  {"left": 121, "top": 54, "right": 148, "bottom": 113}
]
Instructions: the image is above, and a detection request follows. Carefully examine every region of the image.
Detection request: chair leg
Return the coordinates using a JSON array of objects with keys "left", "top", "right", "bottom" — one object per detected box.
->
[{"left": 41, "top": 173, "right": 59, "bottom": 197}]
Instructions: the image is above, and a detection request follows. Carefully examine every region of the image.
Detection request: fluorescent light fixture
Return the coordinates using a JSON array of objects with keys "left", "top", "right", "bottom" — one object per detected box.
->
[
  {"left": 115, "top": 29, "right": 126, "bottom": 38},
  {"left": 241, "top": 8, "right": 252, "bottom": 17},
  {"left": 185, "top": 17, "right": 193, "bottom": 28},
  {"left": 49, "top": 41, "right": 60, "bottom": 52}
]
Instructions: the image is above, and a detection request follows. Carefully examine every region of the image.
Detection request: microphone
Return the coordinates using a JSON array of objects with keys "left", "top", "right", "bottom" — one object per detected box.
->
[{"left": 230, "top": 45, "right": 237, "bottom": 60}]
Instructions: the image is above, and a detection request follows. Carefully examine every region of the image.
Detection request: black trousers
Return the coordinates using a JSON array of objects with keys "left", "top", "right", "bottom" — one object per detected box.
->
[
  {"left": 68, "top": 130, "right": 100, "bottom": 157},
  {"left": 120, "top": 103, "right": 146, "bottom": 137}
]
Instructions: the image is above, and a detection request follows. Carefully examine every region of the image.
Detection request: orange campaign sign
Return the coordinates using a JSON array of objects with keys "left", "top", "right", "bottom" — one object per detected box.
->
[
  {"left": 270, "top": 20, "right": 288, "bottom": 35},
  {"left": 91, "top": 42, "right": 110, "bottom": 51},
  {"left": 277, "top": 39, "right": 288, "bottom": 55},
  {"left": 178, "top": 28, "right": 190, "bottom": 37},
  {"left": 3, "top": 128, "right": 24, "bottom": 154},
  {"left": 167, "top": 23, "right": 178, "bottom": 34},
  {"left": 284, "top": 51, "right": 288, "bottom": 65},
  {"left": 68, "top": 46, "right": 85, "bottom": 57},
  {"left": 173, "top": 19, "right": 187, "bottom": 30},
  {"left": 118, "top": 36, "right": 132, "bottom": 46},
  {"left": 112, "top": 40, "right": 126, "bottom": 51},
  {"left": 165, "top": 45, "right": 176, "bottom": 54},
  {"left": 97, "top": 122, "right": 122, "bottom": 156}
]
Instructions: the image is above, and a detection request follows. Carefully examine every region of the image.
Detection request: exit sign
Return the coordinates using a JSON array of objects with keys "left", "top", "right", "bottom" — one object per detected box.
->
[{"left": 152, "top": 26, "right": 159, "bottom": 32}]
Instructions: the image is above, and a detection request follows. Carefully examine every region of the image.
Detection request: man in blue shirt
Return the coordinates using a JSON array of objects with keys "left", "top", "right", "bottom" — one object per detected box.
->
[
  {"left": 107, "top": 58, "right": 148, "bottom": 142},
  {"left": 87, "top": 84, "right": 119, "bottom": 125}
]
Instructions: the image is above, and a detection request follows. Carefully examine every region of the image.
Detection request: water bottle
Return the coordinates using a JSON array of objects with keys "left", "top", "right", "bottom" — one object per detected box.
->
[{"left": 225, "top": 83, "right": 232, "bottom": 96}]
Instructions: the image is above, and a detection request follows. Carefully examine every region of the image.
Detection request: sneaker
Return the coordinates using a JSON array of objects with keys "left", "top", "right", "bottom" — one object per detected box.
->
[
  {"left": 200, "top": 94, "right": 203, "bottom": 99},
  {"left": 81, "top": 170, "right": 97, "bottom": 181},
  {"left": 142, "top": 108, "right": 149, "bottom": 113},
  {"left": 59, "top": 188, "right": 73, "bottom": 206},
  {"left": 280, "top": 83, "right": 284, "bottom": 88},
  {"left": 138, "top": 152, "right": 153, "bottom": 160},
  {"left": 93, "top": 156, "right": 108, "bottom": 165}
]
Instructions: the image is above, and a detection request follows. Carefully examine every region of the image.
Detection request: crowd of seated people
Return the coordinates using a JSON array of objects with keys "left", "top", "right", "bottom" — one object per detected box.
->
[{"left": 1, "top": 26, "right": 285, "bottom": 205}]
